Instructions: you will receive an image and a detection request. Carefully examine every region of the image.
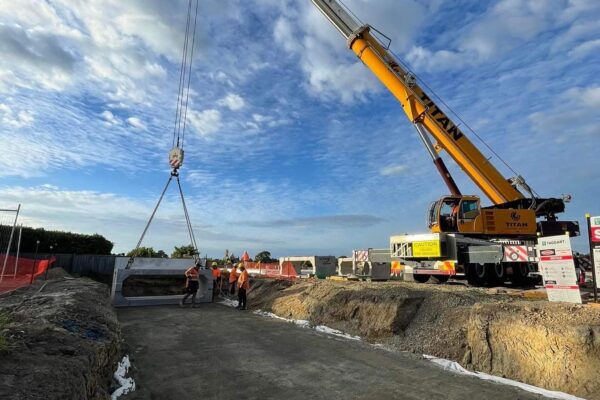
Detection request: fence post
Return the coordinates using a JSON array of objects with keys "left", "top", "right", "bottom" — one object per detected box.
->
[
  {"left": 586, "top": 214, "right": 598, "bottom": 303},
  {"left": 0, "top": 204, "right": 20, "bottom": 283},
  {"left": 12, "top": 224, "right": 23, "bottom": 278},
  {"left": 44, "top": 245, "right": 54, "bottom": 280},
  {"left": 30, "top": 240, "right": 40, "bottom": 285}
]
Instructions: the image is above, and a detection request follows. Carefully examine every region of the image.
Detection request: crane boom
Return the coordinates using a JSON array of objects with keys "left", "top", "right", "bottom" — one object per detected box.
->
[{"left": 311, "top": 0, "right": 526, "bottom": 205}]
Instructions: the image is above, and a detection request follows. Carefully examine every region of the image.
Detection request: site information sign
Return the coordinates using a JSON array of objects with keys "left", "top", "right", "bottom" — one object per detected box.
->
[
  {"left": 594, "top": 248, "right": 600, "bottom": 289},
  {"left": 537, "top": 235, "right": 581, "bottom": 304}
]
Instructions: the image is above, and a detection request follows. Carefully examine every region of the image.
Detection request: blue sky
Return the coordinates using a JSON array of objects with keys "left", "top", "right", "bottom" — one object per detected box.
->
[{"left": 1, "top": 0, "right": 599, "bottom": 257}]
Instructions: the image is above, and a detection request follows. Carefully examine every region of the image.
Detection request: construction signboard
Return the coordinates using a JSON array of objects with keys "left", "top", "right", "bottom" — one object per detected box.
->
[
  {"left": 411, "top": 240, "right": 441, "bottom": 257},
  {"left": 593, "top": 248, "right": 600, "bottom": 290},
  {"left": 537, "top": 235, "right": 581, "bottom": 304},
  {"left": 587, "top": 215, "right": 600, "bottom": 294}
]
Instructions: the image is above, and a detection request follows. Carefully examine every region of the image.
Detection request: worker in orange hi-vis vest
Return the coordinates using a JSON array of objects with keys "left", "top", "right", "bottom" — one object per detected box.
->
[
  {"left": 236, "top": 263, "right": 249, "bottom": 310},
  {"left": 180, "top": 261, "right": 201, "bottom": 308},
  {"left": 211, "top": 262, "right": 222, "bottom": 301},
  {"left": 228, "top": 262, "right": 238, "bottom": 297}
]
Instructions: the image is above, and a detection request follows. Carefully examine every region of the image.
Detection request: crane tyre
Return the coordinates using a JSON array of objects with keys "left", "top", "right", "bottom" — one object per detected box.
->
[
  {"left": 430, "top": 274, "right": 449, "bottom": 284},
  {"left": 413, "top": 274, "right": 430, "bottom": 283},
  {"left": 511, "top": 262, "right": 529, "bottom": 286},
  {"left": 489, "top": 263, "right": 505, "bottom": 285},
  {"left": 466, "top": 263, "right": 493, "bottom": 286}
]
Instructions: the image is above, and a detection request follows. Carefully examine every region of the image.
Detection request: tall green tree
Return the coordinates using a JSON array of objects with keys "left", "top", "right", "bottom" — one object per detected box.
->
[
  {"left": 9, "top": 226, "right": 113, "bottom": 254},
  {"left": 156, "top": 250, "right": 169, "bottom": 258},
  {"left": 126, "top": 247, "right": 157, "bottom": 258},
  {"left": 171, "top": 245, "right": 198, "bottom": 258},
  {"left": 254, "top": 251, "right": 274, "bottom": 263}
]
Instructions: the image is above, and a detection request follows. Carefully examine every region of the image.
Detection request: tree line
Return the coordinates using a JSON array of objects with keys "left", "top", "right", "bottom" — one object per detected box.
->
[{"left": 0, "top": 226, "right": 113, "bottom": 255}]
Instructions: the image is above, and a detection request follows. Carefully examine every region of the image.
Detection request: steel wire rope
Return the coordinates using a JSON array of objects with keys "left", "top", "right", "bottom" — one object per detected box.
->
[
  {"left": 172, "top": 0, "right": 193, "bottom": 148},
  {"left": 176, "top": 175, "right": 198, "bottom": 253},
  {"left": 126, "top": 1, "right": 200, "bottom": 268},
  {"left": 180, "top": 0, "right": 199, "bottom": 150}
]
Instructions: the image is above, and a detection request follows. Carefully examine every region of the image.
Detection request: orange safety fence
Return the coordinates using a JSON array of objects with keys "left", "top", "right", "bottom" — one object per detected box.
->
[
  {"left": 240, "top": 261, "right": 298, "bottom": 279},
  {"left": 0, "top": 254, "right": 55, "bottom": 294}
]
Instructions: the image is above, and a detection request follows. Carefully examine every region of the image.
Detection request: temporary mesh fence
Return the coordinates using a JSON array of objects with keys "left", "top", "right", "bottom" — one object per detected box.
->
[
  {"left": 240, "top": 261, "right": 298, "bottom": 279},
  {"left": 0, "top": 255, "right": 55, "bottom": 294}
]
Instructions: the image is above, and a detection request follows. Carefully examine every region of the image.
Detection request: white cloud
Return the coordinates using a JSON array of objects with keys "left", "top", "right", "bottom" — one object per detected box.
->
[
  {"left": 272, "top": 0, "right": 426, "bottom": 103},
  {"left": 0, "top": 103, "right": 34, "bottom": 128},
  {"left": 380, "top": 164, "right": 408, "bottom": 176},
  {"left": 217, "top": 93, "right": 246, "bottom": 111},
  {"left": 126, "top": 116, "right": 146, "bottom": 130},
  {"left": 568, "top": 39, "right": 600, "bottom": 60},
  {"left": 101, "top": 110, "right": 120, "bottom": 125},
  {"left": 405, "top": 0, "right": 600, "bottom": 72},
  {"left": 528, "top": 85, "right": 600, "bottom": 140},
  {"left": 187, "top": 109, "right": 222, "bottom": 136}
]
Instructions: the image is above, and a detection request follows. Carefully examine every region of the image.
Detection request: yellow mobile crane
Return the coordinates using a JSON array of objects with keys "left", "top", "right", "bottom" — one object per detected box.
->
[{"left": 312, "top": 0, "right": 580, "bottom": 285}]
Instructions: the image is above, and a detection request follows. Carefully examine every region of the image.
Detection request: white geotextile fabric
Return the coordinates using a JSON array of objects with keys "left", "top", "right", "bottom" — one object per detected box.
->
[
  {"left": 423, "top": 355, "right": 584, "bottom": 400},
  {"left": 253, "top": 310, "right": 360, "bottom": 340},
  {"left": 111, "top": 355, "right": 136, "bottom": 399}
]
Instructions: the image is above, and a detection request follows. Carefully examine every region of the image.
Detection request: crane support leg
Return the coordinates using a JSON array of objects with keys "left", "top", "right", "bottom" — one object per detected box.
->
[{"left": 414, "top": 123, "right": 461, "bottom": 196}]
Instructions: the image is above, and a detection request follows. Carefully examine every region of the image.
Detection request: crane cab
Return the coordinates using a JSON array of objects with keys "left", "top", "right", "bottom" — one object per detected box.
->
[{"left": 428, "top": 196, "right": 537, "bottom": 237}]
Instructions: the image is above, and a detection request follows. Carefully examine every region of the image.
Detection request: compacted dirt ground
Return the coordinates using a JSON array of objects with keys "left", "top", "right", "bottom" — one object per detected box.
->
[
  {"left": 117, "top": 303, "right": 543, "bottom": 400},
  {"left": 248, "top": 279, "right": 600, "bottom": 399}
]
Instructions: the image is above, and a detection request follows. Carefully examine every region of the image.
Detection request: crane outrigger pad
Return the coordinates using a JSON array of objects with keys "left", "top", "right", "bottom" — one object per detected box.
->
[{"left": 111, "top": 257, "right": 212, "bottom": 307}]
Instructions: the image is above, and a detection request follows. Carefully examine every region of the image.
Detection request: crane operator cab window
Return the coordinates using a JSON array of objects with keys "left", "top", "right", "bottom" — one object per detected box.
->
[
  {"left": 440, "top": 198, "right": 459, "bottom": 231},
  {"left": 460, "top": 199, "right": 480, "bottom": 220}
]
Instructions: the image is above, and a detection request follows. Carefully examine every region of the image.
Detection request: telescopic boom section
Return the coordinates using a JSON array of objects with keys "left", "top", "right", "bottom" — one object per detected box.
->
[{"left": 311, "top": 0, "right": 525, "bottom": 205}]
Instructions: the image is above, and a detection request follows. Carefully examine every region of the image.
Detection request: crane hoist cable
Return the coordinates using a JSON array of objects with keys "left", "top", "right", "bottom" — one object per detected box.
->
[{"left": 126, "top": 0, "right": 200, "bottom": 269}]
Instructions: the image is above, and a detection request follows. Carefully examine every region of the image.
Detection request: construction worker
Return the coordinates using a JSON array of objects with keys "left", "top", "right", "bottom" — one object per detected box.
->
[
  {"left": 236, "top": 263, "right": 249, "bottom": 310},
  {"left": 228, "top": 262, "right": 238, "bottom": 296},
  {"left": 181, "top": 261, "right": 200, "bottom": 307},
  {"left": 211, "top": 262, "right": 222, "bottom": 300}
]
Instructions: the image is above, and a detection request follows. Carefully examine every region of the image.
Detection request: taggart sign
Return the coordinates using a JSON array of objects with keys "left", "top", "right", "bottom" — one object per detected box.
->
[{"left": 537, "top": 235, "right": 581, "bottom": 304}]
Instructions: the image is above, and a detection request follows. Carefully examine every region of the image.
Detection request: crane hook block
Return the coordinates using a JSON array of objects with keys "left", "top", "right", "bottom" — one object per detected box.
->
[{"left": 169, "top": 147, "right": 185, "bottom": 170}]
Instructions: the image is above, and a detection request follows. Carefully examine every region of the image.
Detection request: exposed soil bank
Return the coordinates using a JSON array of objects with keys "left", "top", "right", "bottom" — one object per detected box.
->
[
  {"left": 0, "top": 270, "right": 121, "bottom": 400},
  {"left": 249, "top": 279, "right": 600, "bottom": 399}
]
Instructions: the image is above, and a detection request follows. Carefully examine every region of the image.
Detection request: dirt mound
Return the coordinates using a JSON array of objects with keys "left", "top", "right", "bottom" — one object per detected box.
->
[
  {"left": 466, "top": 302, "right": 600, "bottom": 397},
  {"left": 249, "top": 279, "right": 600, "bottom": 399},
  {"left": 0, "top": 274, "right": 121, "bottom": 399}
]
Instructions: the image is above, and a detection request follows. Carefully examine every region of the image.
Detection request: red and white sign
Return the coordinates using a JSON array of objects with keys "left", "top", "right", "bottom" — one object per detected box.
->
[
  {"left": 590, "top": 216, "right": 600, "bottom": 243},
  {"left": 537, "top": 235, "right": 581, "bottom": 304},
  {"left": 503, "top": 245, "right": 528, "bottom": 262},
  {"left": 353, "top": 250, "right": 369, "bottom": 262}
]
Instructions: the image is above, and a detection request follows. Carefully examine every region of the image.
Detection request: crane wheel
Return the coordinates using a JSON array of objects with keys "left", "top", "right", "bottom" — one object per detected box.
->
[
  {"left": 490, "top": 263, "right": 506, "bottom": 285},
  {"left": 413, "top": 274, "right": 430, "bottom": 283},
  {"left": 511, "top": 263, "right": 539, "bottom": 287},
  {"left": 466, "top": 263, "right": 493, "bottom": 286},
  {"left": 430, "top": 275, "right": 450, "bottom": 284}
]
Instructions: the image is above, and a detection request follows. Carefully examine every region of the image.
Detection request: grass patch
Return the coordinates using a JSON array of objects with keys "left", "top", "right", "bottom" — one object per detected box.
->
[{"left": 0, "top": 312, "right": 10, "bottom": 351}]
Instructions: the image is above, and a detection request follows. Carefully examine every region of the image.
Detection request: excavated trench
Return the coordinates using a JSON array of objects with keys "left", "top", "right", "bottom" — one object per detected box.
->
[{"left": 248, "top": 279, "right": 600, "bottom": 399}]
